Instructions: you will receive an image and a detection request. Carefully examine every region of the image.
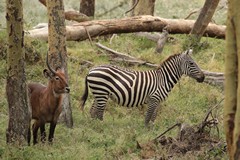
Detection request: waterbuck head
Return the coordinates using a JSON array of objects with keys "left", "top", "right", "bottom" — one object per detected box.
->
[
  {"left": 44, "top": 53, "right": 70, "bottom": 95},
  {"left": 180, "top": 49, "right": 205, "bottom": 83}
]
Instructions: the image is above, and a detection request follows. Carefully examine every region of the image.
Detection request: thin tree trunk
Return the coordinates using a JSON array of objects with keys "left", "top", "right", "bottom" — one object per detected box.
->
[
  {"left": 6, "top": 0, "right": 31, "bottom": 145},
  {"left": 131, "top": 0, "right": 155, "bottom": 16},
  {"left": 46, "top": 0, "right": 73, "bottom": 128},
  {"left": 27, "top": 15, "right": 226, "bottom": 41},
  {"left": 80, "top": 0, "right": 95, "bottom": 17},
  {"left": 224, "top": 0, "right": 240, "bottom": 159},
  {"left": 185, "top": 0, "right": 220, "bottom": 49}
]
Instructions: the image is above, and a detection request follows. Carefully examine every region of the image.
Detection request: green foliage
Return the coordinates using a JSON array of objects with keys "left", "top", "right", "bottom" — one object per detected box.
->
[{"left": 0, "top": 0, "right": 227, "bottom": 159}]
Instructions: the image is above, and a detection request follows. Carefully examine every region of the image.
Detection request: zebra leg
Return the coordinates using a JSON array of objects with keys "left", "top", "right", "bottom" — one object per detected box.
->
[
  {"left": 90, "top": 95, "right": 108, "bottom": 120},
  {"left": 145, "top": 99, "right": 159, "bottom": 127},
  {"left": 150, "top": 106, "right": 159, "bottom": 123},
  {"left": 90, "top": 100, "right": 98, "bottom": 119}
]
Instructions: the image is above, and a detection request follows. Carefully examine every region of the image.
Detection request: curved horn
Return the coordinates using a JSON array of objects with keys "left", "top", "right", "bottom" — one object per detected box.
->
[{"left": 46, "top": 52, "right": 57, "bottom": 74}]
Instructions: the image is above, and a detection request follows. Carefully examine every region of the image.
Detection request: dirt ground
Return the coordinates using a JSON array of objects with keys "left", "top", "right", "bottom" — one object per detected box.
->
[{"left": 138, "top": 114, "right": 226, "bottom": 159}]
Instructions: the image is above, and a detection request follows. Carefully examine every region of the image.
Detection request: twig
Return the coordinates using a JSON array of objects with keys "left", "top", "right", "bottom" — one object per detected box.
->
[
  {"left": 198, "top": 98, "right": 224, "bottom": 133},
  {"left": 95, "top": 42, "right": 136, "bottom": 60},
  {"left": 124, "top": 0, "right": 139, "bottom": 15},
  {"left": 203, "top": 98, "right": 223, "bottom": 122},
  {"left": 109, "top": 34, "right": 117, "bottom": 44},
  {"left": 153, "top": 123, "right": 181, "bottom": 142},
  {"left": 97, "top": 0, "right": 128, "bottom": 17},
  {"left": 84, "top": 27, "right": 93, "bottom": 46},
  {"left": 184, "top": 9, "right": 201, "bottom": 19}
]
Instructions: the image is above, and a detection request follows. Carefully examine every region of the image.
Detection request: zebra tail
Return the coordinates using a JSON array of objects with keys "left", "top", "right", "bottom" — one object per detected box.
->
[{"left": 80, "top": 76, "right": 88, "bottom": 111}]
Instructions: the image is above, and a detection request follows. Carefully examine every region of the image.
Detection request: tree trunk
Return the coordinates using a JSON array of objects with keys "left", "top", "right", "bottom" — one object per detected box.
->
[
  {"left": 131, "top": 0, "right": 155, "bottom": 16},
  {"left": 80, "top": 0, "right": 95, "bottom": 17},
  {"left": 47, "top": 0, "right": 73, "bottom": 128},
  {"left": 185, "top": 0, "right": 220, "bottom": 49},
  {"left": 224, "top": 0, "right": 240, "bottom": 159},
  {"left": 27, "top": 15, "right": 226, "bottom": 41},
  {"left": 6, "top": 0, "right": 31, "bottom": 145}
]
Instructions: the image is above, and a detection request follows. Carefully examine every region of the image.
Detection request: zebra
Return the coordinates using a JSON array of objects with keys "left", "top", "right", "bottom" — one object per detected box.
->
[{"left": 80, "top": 49, "right": 205, "bottom": 126}]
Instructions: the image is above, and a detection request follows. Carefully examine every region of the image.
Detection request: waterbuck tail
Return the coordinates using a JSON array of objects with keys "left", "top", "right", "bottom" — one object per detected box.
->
[{"left": 80, "top": 76, "right": 88, "bottom": 111}]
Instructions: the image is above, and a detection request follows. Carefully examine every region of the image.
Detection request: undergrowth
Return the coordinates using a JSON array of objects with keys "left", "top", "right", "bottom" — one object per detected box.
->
[{"left": 0, "top": 0, "right": 227, "bottom": 159}]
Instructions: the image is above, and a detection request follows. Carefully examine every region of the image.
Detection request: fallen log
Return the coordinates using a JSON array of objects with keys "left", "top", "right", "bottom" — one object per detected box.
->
[
  {"left": 26, "top": 15, "right": 226, "bottom": 41},
  {"left": 202, "top": 70, "right": 224, "bottom": 88},
  {"left": 39, "top": 0, "right": 91, "bottom": 23}
]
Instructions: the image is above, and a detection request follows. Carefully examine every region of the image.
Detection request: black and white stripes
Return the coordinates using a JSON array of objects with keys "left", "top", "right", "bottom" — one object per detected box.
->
[{"left": 81, "top": 49, "right": 205, "bottom": 126}]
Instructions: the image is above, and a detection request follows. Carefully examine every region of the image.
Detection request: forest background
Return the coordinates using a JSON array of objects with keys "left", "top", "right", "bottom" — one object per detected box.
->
[{"left": 0, "top": 0, "right": 227, "bottom": 159}]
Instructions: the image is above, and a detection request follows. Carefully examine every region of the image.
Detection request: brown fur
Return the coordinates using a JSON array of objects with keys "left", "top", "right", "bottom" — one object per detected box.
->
[{"left": 28, "top": 68, "right": 69, "bottom": 145}]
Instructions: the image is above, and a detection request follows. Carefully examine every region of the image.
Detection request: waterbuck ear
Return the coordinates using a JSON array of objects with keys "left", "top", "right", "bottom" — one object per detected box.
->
[{"left": 43, "top": 69, "right": 53, "bottom": 79}]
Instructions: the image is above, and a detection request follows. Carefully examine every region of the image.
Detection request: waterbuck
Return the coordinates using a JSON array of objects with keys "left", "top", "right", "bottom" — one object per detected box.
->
[{"left": 28, "top": 53, "right": 70, "bottom": 144}]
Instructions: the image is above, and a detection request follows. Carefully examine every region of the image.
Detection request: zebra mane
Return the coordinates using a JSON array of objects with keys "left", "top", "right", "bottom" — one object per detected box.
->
[{"left": 157, "top": 53, "right": 181, "bottom": 69}]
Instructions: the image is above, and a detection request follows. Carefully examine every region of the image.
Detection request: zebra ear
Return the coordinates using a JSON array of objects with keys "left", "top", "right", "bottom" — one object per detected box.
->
[
  {"left": 181, "top": 49, "right": 193, "bottom": 57},
  {"left": 186, "top": 49, "right": 193, "bottom": 55}
]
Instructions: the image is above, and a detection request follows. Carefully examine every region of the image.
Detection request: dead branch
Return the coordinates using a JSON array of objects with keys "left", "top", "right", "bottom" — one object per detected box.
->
[
  {"left": 153, "top": 123, "right": 181, "bottom": 142},
  {"left": 198, "top": 98, "right": 224, "bottom": 134},
  {"left": 135, "top": 32, "right": 161, "bottom": 42},
  {"left": 125, "top": 0, "right": 139, "bottom": 15},
  {"left": 203, "top": 70, "right": 224, "bottom": 77},
  {"left": 64, "top": 11, "right": 91, "bottom": 22},
  {"left": 95, "top": 42, "right": 136, "bottom": 60},
  {"left": 155, "top": 30, "right": 169, "bottom": 54},
  {"left": 95, "top": 43, "right": 158, "bottom": 68},
  {"left": 184, "top": 9, "right": 201, "bottom": 19},
  {"left": 202, "top": 70, "right": 224, "bottom": 88},
  {"left": 38, "top": 0, "right": 91, "bottom": 22}
]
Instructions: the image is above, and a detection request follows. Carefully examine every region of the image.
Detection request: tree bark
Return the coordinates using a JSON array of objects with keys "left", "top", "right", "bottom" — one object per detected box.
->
[
  {"left": 47, "top": 0, "right": 73, "bottom": 128},
  {"left": 185, "top": 0, "right": 220, "bottom": 49},
  {"left": 224, "top": 0, "right": 240, "bottom": 159},
  {"left": 26, "top": 15, "right": 226, "bottom": 41},
  {"left": 6, "top": 0, "right": 31, "bottom": 145},
  {"left": 80, "top": 0, "right": 95, "bottom": 17},
  {"left": 131, "top": 0, "right": 155, "bottom": 16}
]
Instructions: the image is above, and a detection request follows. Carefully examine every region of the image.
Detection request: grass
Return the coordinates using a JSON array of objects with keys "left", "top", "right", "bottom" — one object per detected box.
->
[{"left": 0, "top": 0, "right": 227, "bottom": 159}]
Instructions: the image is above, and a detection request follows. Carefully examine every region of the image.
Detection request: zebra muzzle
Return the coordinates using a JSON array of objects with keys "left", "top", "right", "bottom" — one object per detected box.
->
[{"left": 196, "top": 74, "right": 205, "bottom": 83}]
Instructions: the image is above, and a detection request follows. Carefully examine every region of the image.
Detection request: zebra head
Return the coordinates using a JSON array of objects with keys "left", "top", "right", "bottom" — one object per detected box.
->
[{"left": 180, "top": 49, "right": 205, "bottom": 83}]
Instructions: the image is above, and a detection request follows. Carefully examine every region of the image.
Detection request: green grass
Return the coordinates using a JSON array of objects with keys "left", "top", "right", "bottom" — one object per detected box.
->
[{"left": 0, "top": 0, "right": 227, "bottom": 159}]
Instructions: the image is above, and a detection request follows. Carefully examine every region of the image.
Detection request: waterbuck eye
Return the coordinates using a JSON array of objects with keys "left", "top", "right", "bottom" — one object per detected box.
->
[{"left": 55, "top": 76, "right": 60, "bottom": 80}]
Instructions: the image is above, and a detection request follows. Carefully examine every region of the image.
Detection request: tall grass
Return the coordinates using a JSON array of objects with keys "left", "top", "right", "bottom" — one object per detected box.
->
[{"left": 0, "top": 0, "right": 227, "bottom": 159}]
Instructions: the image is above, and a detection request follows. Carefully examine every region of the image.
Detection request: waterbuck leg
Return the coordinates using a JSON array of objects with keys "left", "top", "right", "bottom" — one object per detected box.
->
[
  {"left": 40, "top": 124, "right": 46, "bottom": 142},
  {"left": 27, "top": 124, "right": 31, "bottom": 146},
  {"left": 48, "top": 122, "right": 57, "bottom": 143},
  {"left": 32, "top": 121, "right": 40, "bottom": 145}
]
